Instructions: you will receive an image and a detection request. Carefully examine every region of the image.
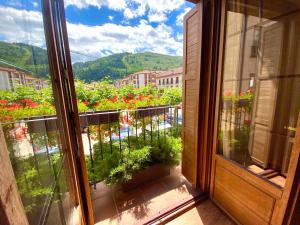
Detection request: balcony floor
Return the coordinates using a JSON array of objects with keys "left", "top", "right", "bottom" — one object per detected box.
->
[
  {"left": 166, "top": 199, "right": 235, "bottom": 225},
  {"left": 92, "top": 166, "right": 202, "bottom": 225}
]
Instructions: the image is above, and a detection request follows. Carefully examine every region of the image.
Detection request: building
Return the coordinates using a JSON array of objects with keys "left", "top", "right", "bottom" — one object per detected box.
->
[
  {"left": 114, "top": 68, "right": 183, "bottom": 89},
  {"left": 0, "top": 66, "right": 47, "bottom": 91},
  {"left": 1, "top": 1, "right": 300, "bottom": 225},
  {"left": 156, "top": 67, "right": 182, "bottom": 88},
  {"left": 114, "top": 70, "right": 160, "bottom": 88}
]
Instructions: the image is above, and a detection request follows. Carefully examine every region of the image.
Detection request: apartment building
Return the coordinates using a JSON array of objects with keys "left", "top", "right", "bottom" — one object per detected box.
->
[
  {"left": 114, "top": 70, "right": 160, "bottom": 88},
  {"left": 156, "top": 67, "right": 182, "bottom": 88},
  {"left": 114, "top": 68, "right": 183, "bottom": 89},
  {"left": 0, "top": 66, "right": 47, "bottom": 91}
]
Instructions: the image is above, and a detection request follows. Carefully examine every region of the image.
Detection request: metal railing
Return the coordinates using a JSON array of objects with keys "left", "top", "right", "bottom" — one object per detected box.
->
[{"left": 1, "top": 105, "right": 182, "bottom": 187}]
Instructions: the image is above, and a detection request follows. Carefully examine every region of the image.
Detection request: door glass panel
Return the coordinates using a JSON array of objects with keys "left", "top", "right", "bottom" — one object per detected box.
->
[
  {"left": 0, "top": 1, "right": 76, "bottom": 224},
  {"left": 218, "top": 0, "right": 300, "bottom": 188}
]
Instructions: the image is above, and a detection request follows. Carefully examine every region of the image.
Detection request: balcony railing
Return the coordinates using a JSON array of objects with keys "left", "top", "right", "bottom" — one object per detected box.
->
[{"left": 1, "top": 105, "right": 182, "bottom": 224}]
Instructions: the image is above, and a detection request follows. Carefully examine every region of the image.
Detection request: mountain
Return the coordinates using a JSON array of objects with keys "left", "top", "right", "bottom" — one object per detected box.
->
[
  {"left": 0, "top": 41, "right": 49, "bottom": 78},
  {"left": 72, "top": 52, "right": 182, "bottom": 82},
  {"left": 0, "top": 41, "right": 182, "bottom": 81}
]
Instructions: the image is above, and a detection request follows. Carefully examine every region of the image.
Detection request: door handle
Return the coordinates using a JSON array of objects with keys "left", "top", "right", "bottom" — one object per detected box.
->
[{"left": 284, "top": 126, "right": 297, "bottom": 132}]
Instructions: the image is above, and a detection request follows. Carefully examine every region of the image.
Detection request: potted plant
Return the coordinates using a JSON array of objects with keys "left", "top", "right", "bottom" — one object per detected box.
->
[{"left": 89, "top": 131, "right": 182, "bottom": 191}]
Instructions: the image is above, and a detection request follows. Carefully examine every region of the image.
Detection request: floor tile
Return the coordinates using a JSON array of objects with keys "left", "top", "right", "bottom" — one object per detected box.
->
[{"left": 93, "top": 195, "right": 117, "bottom": 223}]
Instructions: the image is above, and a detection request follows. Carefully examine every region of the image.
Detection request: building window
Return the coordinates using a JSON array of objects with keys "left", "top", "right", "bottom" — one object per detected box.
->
[
  {"left": 167, "top": 79, "right": 169, "bottom": 84},
  {"left": 159, "top": 80, "right": 161, "bottom": 85},
  {"left": 171, "top": 78, "right": 173, "bottom": 84},
  {"left": 163, "top": 79, "right": 165, "bottom": 85},
  {"left": 176, "top": 77, "right": 179, "bottom": 84}
]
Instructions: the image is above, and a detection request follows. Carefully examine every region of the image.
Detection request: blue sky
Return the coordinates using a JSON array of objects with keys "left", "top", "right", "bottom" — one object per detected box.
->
[{"left": 0, "top": 0, "right": 194, "bottom": 62}]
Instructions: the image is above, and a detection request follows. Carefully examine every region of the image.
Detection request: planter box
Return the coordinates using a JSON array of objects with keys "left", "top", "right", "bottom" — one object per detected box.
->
[
  {"left": 26, "top": 115, "right": 58, "bottom": 134},
  {"left": 137, "top": 106, "right": 168, "bottom": 118},
  {"left": 79, "top": 110, "right": 120, "bottom": 127},
  {"left": 237, "top": 99, "right": 251, "bottom": 107},
  {"left": 121, "top": 163, "right": 170, "bottom": 191},
  {"left": 222, "top": 100, "right": 233, "bottom": 110}
]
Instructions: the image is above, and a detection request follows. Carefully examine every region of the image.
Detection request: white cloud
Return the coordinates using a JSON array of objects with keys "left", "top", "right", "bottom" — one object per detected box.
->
[
  {"left": 0, "top": 6, "right": 45, "bottom": 46},
  {"left": 0, "top": 6, "right": 183, "bottom": 63},
  {"left": 176, "top": 7, "right": 191, "bottom": 26},
  {"left": 108, "top": 15, "right": 113, "bottom": 21},
  {"left": 64, "top": 0, "right": 127, "bottom": 11},
  {"left": 65, "top": 0, "right": 185, "bottom": 22},
  {"left": 66, "top": 20, "right": 182, "bottom": 62},
  {"left": 32, "top": 2, "right": 38, "bottom": 7},
  {"left": 148, "top": 11, "right": 167, "bottom": 23}
]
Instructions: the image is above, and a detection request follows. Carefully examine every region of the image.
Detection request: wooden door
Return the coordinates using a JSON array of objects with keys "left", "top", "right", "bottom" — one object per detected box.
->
[
  {"left": 182, "top": 3, "right": 203, "bottom": 187},
  {"left": 42, "top": 0, "right": 94, "bottom": 224},
  {"left": 210, "top": 1, "right": 300, "bottom": 225}
]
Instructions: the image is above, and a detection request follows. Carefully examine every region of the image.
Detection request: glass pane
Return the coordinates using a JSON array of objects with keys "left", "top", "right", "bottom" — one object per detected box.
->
[
  {"left": 0, "top": 1, "right": 76, "bottom": 224},
  {"left": 218, "top": 0, "right": 300, "bottom": 188}
]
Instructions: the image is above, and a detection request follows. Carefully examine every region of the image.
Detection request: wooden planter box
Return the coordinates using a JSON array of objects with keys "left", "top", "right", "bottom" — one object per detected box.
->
[
  {"left": 222, "top": 100, "right": 233, "bottom": 110},
  {"left": 137, "top": 106, "right": 167, "bottom": 118},
  {"left": 121, "top": 163, "right": 170, "bottom": 191},
  {"left": 237, "top": 99, "right": 251, "bottom": 107},
  {"left": 26, "top": 115, "right": 58, "bottom": 134},
  {"left": 79, "top": 110, "right": 120, "bottom": 127}
]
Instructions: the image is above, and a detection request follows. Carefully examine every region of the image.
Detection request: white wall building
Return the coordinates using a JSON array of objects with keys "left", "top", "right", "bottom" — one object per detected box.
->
[
  {"left": 0, "top": 66, "right": 47, "bottom": 91},
  {"left": 156, "top": 67, "right": 183, "bottom": 88}
]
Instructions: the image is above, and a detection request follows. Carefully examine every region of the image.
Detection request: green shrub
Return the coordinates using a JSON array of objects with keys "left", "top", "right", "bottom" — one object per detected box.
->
[{"left": 89, "top": 130, "right": 182, "bottom": 186}]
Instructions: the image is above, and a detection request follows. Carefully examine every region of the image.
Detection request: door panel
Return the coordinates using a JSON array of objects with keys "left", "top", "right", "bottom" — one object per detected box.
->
[
  {"left": 0, "top": 0, "right": 85, "bottom": 224},
  {"left": 182, "top": 3, "right": 202, "bottom": 187},
  {"left": 211, "top": 1, "right": 300, "bottom": 224}
]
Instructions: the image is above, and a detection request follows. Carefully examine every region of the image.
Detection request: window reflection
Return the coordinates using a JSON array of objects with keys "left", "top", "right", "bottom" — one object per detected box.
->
[{"left": 218, "top": 0, "right": 300, "bottom": 188}]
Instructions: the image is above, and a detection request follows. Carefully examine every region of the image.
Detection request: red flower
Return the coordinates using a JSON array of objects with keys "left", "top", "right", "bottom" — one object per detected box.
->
[
  {"left": 3, "top": 115, "right": 13, "bottom": 121},
  {"left": 127, "top": 93, "right": 135, "bottom": 99},
  {"left": 239, "top": 92, "right": 245, "bottom": 96},
  {"left": 0, "top": 99, "right": 9, "bottom": 105},
  {"left": 121, "top": 97, "right": 128, "bottom": 103},
  {"left": 137, "top": 94, "right": 144, "bottom": 100},
  {"left": 244, "top": 119, "right": 251, "bottom": 125},
  {"left": 20, "top": 99, "right": 38, "bottom": 108},
  {"left": 83, "top": 101, "right": 90, "bottom": 106},
  {"left": 110, "top": 96, "right": 118, "bottom": 103},
  {"left": 224, "top": 91, "right": 232, "bottom": 97},
  {"left": 11, "top": 103, "right": 21, "bottom": 109}
]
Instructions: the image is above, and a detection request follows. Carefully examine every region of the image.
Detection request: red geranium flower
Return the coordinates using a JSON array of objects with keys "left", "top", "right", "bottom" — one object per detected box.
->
[
  {"left": 121, "top": 97, "right": 128, "bottom": 103},
  {"left": 137, "top": 94, "right": 144, "bottom": 100},
  {"left": 83, "top": 101, "right": 90, "bottom": 106},
  {"left": 127, "top": 93, "right": 134, "bottom": 99},
  {"left": 224, "top": 90, "right": 232, "bottom": 97},
  {"left": 0, "top": 99, "right": 9, "bottom": 105},
  {"left": 110, "top": 96, "right": 118, "bottom": 103}
]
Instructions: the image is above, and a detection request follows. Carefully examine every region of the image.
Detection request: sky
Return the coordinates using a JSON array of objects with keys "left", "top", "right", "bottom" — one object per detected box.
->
[{"left": 0, "top": 0, "right": 194, "bottom": 62}]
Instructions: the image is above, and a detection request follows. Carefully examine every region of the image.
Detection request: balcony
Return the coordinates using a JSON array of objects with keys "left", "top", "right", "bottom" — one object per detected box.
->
[{"left": 1, "top": 105, "right": 205, "bottom": 225}]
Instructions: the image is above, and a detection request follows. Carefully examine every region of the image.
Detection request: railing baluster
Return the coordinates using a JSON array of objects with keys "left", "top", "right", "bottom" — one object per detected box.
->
[
  {"left": 28, "top": 130, "right": 41, "bottom": 179},
  {"left": 143, "top": 113, "right": 146, "bottom": 143},
  {"left": 87, "top": 125, "right": 96, "bottom": 189},
  {"left": 170, "top": 106, "right": 173, "bottom": 136},
  {"left": 135, "top": 110, "right": 138, "bottom": 144},
  {"left": 127, "top": 111, "right": 130, "bottom": 150},
  {"left": 157, "top": 108, "right": 160, "bottom": 142},
  {"left": 108, "top": 113, "right": 113, "bottom": 154},
  {"left": 98, "top": 121, "right": 103, "bottom": 160},
  {"left": 164, "top": 107, "right": 166, "bottom": 138},
  {"left": 176, "top": 106, "right": 179, "bottom": 135},
  {"left": 117, "top": 110, "right": 122, "bottom": 153},
  {"left": 43, "top": 131, "right": 54, "bottom": 178},
  {"left": 150, "top": 109, "right": 153, "bottom": 144}
]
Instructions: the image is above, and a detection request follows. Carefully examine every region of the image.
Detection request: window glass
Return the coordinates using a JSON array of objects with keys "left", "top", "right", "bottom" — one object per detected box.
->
[{"left": 218, "top": 0, "right": 300, "bottom": 188}]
